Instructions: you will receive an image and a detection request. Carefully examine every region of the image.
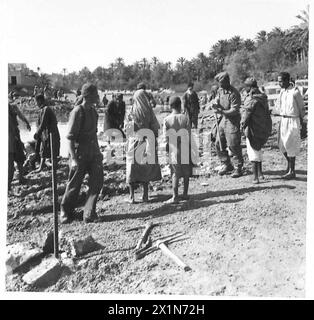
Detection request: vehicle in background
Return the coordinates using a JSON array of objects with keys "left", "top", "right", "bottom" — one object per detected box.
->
[
  {"left": 263, "top": 79, "right": 308, "bottom": 111},
  {"left": 295, "top": 79, "right": 308, "bottom": 96},
  {"left": 263, "top": 81, "right": 281, "bottom": 109},
  {"left": 295, "top": 79, "right": 308, "bottom": 111}
]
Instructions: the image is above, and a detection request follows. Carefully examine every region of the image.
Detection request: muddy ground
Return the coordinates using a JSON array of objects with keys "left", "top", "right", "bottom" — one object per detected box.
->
[{"left": 6, "top": 110, "right": 307, "bottom": 297}]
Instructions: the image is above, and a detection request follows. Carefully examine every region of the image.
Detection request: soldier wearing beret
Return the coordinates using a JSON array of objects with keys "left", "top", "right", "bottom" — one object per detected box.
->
[{"left": 212, "top": 72, "right": 243, "bottom": 178}]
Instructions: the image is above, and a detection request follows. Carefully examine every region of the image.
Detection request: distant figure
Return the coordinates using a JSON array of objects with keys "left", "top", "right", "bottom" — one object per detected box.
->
[
  {"left": 182, "top": 82, "right": 200, "bottom": 128},
  {"left": 57, "top": 89, "right": 63, "bottom": 101},
  {"left": 8, "top": 95, "right": 31, "bottom": 190},
  {"left": 137, "top": 82, "right": 156, "bottom": 108},
  {"left": 34, "top": 94, "right": 60, "bottom": 172},
  {"left": 33, "top": 85, "right": 40, "bottom": 97},
  {"left": 103, "top": 93, "right": 126, "bottom": 137},
  {"left": 116, "top": 93, "right": 126, "bottom": 132},
  {"left": 102, "top": 94, "right": 108, "bottom": 107},
  {"left": 75, "top": 89, "right": 83, "bottom": 105},
  {"left": 43, "top": 85, "right": 50, "bottom": 100}
]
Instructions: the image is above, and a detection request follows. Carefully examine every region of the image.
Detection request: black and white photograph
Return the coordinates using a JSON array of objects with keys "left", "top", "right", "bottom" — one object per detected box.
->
[{"left": 1, "top": 0, "right": 313, "bottom": 299}]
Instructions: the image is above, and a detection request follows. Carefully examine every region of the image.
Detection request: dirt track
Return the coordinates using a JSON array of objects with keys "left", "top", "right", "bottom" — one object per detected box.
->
[{"left": 6, "top": 113, "right": 307, "bottom": 297}]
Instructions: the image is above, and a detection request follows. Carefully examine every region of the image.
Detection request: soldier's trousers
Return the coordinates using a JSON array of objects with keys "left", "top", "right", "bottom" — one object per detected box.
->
[
  {"left": 215, "top": 118, "right": 243, "bottom": 168},
  {"left": 187, "top": 110, "right": 199, "bottom": 129},
  {"left": 61, "top": 153, "right": 104, "bottom": 218}
]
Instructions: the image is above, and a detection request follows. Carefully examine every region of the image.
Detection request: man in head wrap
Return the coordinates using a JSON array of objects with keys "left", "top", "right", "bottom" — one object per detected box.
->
[
  {"left": 125, "top": 86, "right": 161, "bottom": 203},
  {"left": 276, "top": 71, "right": 305, "bottom": 179},
  {"left": 212, "top": 71, "right": 243, "bottom": 177},
  {"left": 60, "top": 83, "right": 104, "bottom": 224},
  {"left": 241, "top": 77, "right": 272, "bottom": 184},
  {"left": 182, "top": 82, "right": 200, "bottom": 128},
  {"left": 137, "top": 82, "right": 156, "bottom": 108}
]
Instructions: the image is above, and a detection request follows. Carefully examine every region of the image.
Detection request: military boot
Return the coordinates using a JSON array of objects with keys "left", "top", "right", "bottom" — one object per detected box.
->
[
  {"left": 282, "top": 157, "right": 296, "bottom": 180},
  {"left": 218, "top": 163, "right": 234, "bottom": 176},
  {"left": 231, "top": 166, "right": 243, "bottom": 178}
]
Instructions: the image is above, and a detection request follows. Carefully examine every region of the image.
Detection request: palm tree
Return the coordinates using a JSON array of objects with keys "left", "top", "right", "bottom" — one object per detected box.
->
[
  {"left": 267, "top": 27, "right": 284, "bottom": 40},
  {"left": 177, "top": 57, "right": 186, "bottom": 70},
  {"left": 255, "top": 30, "right": 267, "bottom": 45},
  {"left": 296, "top": 5, "right": 309, "bottom": 63},
  {"left": 141, "top": 58, "right": 149, "bottom": 70},
  {"left": 166, "top": 62, "right": 172, "bottom": 71},
  {"left": 243, "top": 39, "right": 255, "bottom": 51},
  {"left": 228, "top": 36, "right": 243, "bottom": 54},
  {"left": 151, "top": 57, "right": 159, "bottom": 67},
  {"left": 37, "top": 73, "right": 51, "bottom": 87},
  {"left": 296, "top": 5, "right": 309, "bottom": 29},
  {"left": 115, "top": 57, "right": 124, "bottom": 68}
]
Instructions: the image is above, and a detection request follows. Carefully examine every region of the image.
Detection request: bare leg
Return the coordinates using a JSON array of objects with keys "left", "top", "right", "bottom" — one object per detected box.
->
[
  {"left": 34, "top": 158, "right": 46, "bottom": 172},
  {"left": 166, "top": 174, "right": 179, "bottom": 203},
  {"left": 283, "top": 152, "right": 289, "bottom": 173},
  {"left": 127, "top": 183, "right": 135, "bottom": 203},
  {"left": 8, "top": 153, "right": 14, "bottom": 191},
  {"left": 182, "top": 176, "right": 189, "bottom": 200},
  {"left": 142, "top": 182, "right": 149, "bottom": 202},
  {"left": 17, "top": 162, "right": 27, "bottom": 184},
  {"left": 282, "top": 157, "right": 296, "bottom": 179}
]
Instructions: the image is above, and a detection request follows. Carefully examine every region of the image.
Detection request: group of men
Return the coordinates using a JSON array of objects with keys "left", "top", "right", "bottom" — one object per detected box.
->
[
  {"left": 33, "top": 85, "right": 65, "bottom": 101},
  {"left": 8, "top": 70, "right": 306, "bottom": 224},
  {"left": 181, "top": 72, "right": 305, "bottom": 180}
]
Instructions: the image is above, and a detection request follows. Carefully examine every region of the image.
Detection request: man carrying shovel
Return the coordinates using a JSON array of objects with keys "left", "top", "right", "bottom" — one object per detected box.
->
[{"left": 211, "top": 72, "right": 243, "bottom": 178}]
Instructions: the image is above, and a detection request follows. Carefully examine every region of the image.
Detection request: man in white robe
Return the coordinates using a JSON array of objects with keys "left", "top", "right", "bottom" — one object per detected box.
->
[{"left": 277, "top": 72, "right": 305, "bottom": 179}]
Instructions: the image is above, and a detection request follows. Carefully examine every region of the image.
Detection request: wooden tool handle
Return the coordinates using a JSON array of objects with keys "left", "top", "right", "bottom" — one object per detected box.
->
[
  {"left": 135, "top": 222, "right": 153, "bottom": 250},
  {"left": 157, "top": 241, "right": 191, "bottom": 271}
]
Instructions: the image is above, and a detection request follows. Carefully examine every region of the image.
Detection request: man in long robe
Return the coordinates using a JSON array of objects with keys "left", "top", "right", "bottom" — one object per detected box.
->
[
  {"left": 182, "top": 82, "right": 200, "bottom": 129},
  {"left": 277, "top": 72, "right": 305, "bottom": 179}
]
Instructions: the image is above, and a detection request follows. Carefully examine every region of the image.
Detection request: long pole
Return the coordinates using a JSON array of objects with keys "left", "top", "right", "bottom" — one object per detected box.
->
[
  {"left": 50, "top": 133, "right": 59, "bottom": 258},
  {"left": 214, "top": 113, "right": 222, "bottom": 151}
]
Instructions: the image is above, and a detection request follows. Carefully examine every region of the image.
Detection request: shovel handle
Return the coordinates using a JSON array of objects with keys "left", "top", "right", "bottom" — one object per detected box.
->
[
  {"left": 135, "top": 222, "right": 153, "bottom": 251},
  {"left": 156, "top": 240, "right": 191, "bottom": 271}
]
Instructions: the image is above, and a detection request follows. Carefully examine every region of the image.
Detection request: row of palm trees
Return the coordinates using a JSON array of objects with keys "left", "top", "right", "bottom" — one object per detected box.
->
[{"left": 38, "top": 7, "right": 308, "bottom": 91}]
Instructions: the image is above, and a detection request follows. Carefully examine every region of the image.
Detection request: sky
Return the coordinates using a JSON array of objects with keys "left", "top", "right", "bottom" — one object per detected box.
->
[{"left": 2, "top": 0, "right": 309, "bottom": 74}]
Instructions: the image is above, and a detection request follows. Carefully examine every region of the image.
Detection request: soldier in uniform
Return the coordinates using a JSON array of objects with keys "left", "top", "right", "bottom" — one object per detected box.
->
[
  {"left": 60, "top": 83, "right": 104, "bottom": 224},
  {"left": 212, "top": 72, "right": 243, "bottom": 178}
]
